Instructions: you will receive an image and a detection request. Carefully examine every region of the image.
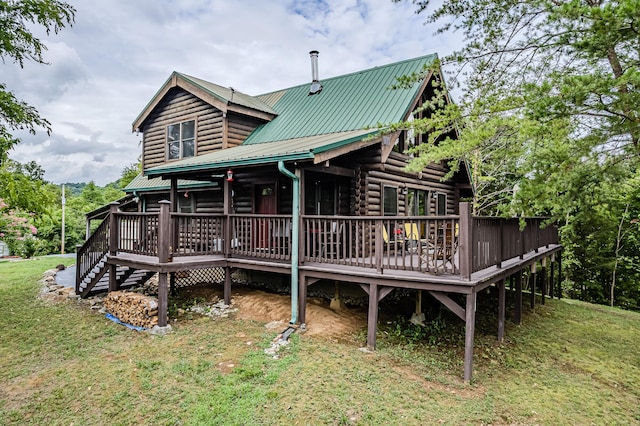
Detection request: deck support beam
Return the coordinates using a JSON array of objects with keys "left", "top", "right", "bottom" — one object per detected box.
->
[
  {"left": 429, "top": 291, "right": 465, "bottom": 321},
  {"left": 497, "top": 279, "right": 505, "bottom": 342},
  {"left": 224, "top": 267, "right": 232, "bottom": 305},
  {"left": 108, "top": 264, "right": 117, "bottom": 292},
  {"left": 558, "top": 254, "right": 562, "bottom": 298},
  {"left": 158, "top": 272, "right": 168, "bottom": 327},
  {"left": 541, "top": 258, "right": 547, "bottom": 305},
  {"left": 360, "top": 283, "right": 394, "bottom": 350},
  {"left": 464, "top": 291, "right": 476, "bottom": 382},
  {"left": 530, "top": 263, "right": 537, "bottom": 309},
  {"left": 514, "top": 270, "right": 523, "bottom": 324},
  {"left": 550, "top": 253, "right": 555, "bottom": 298},
  {"left": 157, "top": 200, "right": 171, "bottom": 327},
  {"left": 366, "top": 283, "right": 379, "bottom": 349}
]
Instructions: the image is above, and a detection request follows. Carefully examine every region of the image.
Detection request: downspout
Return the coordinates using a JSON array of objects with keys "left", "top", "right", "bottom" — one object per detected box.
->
[{"left": 278, "top": 161, "right": 299, "bottom": 324}]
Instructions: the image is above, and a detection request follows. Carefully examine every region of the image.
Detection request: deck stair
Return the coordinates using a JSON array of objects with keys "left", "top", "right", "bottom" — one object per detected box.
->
[{"left": 78, "top": 255, "right": 155, "bottom": 297}]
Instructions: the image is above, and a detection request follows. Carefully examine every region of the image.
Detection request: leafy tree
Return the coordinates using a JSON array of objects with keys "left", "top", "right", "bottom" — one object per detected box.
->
[
  {"left": 118, "top": 161, "right": 141, "bottom": 189},
  {"left": 394, "top": 0, "right": 640, "bottom": 308},
  {"left": 0, "top": 0, "right": 75, "bottom": 163}
]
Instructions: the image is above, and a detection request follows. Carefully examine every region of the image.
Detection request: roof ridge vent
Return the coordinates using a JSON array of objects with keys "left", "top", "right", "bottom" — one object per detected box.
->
[{"left": 308, "top": 50, "right": 323, "bottom": 95}]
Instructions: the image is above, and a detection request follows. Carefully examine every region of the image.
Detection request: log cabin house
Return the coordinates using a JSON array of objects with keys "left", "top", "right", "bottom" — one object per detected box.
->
[{"left": 76, "top": 52, "right": 561, "bottom": 381}]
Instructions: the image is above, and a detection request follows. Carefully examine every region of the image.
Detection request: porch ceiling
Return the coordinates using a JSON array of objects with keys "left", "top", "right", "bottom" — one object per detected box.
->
[{"left": 144, "top": 128, "right": 380, "bottom": 177}]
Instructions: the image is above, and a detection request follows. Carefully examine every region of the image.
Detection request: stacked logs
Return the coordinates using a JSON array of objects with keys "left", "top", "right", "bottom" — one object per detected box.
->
[{"left": 104, "top": 291, "right": 159, "bottom": 328}]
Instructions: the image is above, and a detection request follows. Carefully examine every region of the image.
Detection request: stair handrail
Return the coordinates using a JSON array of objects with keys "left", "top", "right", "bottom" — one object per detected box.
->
[{"left": 75, "top": 211, "right": 111, "bottom": 294}]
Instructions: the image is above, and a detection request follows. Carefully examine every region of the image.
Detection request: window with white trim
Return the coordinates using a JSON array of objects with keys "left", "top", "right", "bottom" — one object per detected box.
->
[{"left": 167, "top": 120, "right": 195, "bottom": 160}]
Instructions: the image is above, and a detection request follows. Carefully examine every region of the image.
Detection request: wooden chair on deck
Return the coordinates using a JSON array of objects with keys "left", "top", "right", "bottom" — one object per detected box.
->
[
  {"left": 382, "top": 224, "right": 404, "bottom": 251},
  {"left": 403, "top": 223, "right": 429, "bottom": 252},
  {"left": 321, "top": 221, "right": 343, "bottom": 259},
  {"left": 435, "top": 224, "right": 458, "bottom": 268}
]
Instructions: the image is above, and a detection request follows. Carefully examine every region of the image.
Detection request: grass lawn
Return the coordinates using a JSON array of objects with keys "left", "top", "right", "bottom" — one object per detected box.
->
[{"left": 1, "top": 257, "right": 639, "bottom": 425}]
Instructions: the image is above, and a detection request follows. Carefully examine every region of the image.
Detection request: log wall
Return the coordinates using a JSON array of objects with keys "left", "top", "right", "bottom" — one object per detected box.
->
[{"left": 140, "top": 88, "right": 265, "bottom": 171}]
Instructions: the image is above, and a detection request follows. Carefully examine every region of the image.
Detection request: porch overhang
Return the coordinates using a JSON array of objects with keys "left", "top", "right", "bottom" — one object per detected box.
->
[{"left": 144, "top": 128, "right": 381, "bottom": 178}]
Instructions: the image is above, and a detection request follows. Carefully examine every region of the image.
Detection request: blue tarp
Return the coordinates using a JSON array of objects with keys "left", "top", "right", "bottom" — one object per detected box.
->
[{"left": 105, "top": 312, "right": 147, "bottom": 331}]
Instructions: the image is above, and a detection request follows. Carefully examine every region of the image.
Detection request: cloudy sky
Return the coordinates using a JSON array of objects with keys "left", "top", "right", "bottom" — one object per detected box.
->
[{"left": 4, "top": 0, "right": 462, "bottom": 186}]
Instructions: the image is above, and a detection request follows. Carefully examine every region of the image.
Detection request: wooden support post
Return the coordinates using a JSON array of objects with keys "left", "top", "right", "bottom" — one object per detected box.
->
[
  {"left": 541, "top": 258, "right": 547, "bottom": 305},
  {"left": 298, "top": 272, "right": 307, "bottom": 325},
  {"left": 367, "top": 283, "right": 379, "bottom": 350},
  {"left": 108, "top": 202, "right": 119, "bottom": 256},
  {"left": 497, "top": 279, "right": 505, "bottom": 342},
  {"left": 158, "top": 272, "right": 168, "bottom": 327},
  {"left": 550, "top": 253, "right": 555, "bottom": 298},
  {"left": 224, "top": 266, "right": 232, "bottom": 305},
  {"left": 514, "top": 270, "right": 523, "bottom": 324},
  {"left": 107, "top": 202, "right": 119, "bottom": 293},
  {"left": 158, "top": 200, "right": 171, "bottom": 263},
  {"left": 223, "top": 178, "right": 232, "bottom": 257},
  {"left": 530, "top": 263, "right": 537, "bottom": 310},
  {"left": 157, "top": 200, "right": 171, "bottom": 326},
  {"left": 459, "top": 202, "right": 473, "bottom": 280},
  {"left": 464, "top": 291, "right": 476, "bottom": 382},
  {"left": 108, "top": 264, "right": 117, "bottom": 292},
  {"left": 558, "top": 254, "right": 562, "bottom": 298}
]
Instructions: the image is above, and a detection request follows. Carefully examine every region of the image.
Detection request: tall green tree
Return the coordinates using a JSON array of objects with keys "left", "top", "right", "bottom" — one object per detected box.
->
[
  {"left": 0, "top": 0, "right": 75, "bottom": 164},
  {"left": 394, "top": 0, "right": 640, "bottom": 308}
]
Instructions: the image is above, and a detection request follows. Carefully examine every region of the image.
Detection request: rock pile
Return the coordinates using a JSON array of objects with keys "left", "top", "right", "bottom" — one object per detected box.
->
[
  {"left": 188, "top": 298, "right": 238, "bottom": 319},
  {"left": 40, "top": 268, "right": 79, "bottom": 304}
]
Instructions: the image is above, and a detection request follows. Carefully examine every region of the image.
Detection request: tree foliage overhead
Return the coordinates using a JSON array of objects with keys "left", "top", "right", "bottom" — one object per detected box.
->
[
  {"left": 0, "top": 0, "right": 75, "bottom": 164},
  {"left": 393, "top": 0, "right": 640, "bottom": 308},
  {"left": 400, "top": 0, "right": 640, "bottom": 154}
]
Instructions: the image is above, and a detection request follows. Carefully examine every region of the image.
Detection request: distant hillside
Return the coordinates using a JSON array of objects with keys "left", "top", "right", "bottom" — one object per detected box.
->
[{"left": 62, "top": 182, "right": 86, "bottom": 196}]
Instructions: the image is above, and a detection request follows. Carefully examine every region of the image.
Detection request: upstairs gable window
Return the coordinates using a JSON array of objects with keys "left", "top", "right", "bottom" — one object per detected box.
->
[{"left": 167, "top": 120, "right": 195, "bottom": 160}]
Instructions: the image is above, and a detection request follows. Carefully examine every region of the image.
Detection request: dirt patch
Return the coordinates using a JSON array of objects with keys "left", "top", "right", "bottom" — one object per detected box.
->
[
  {"left": 177, "top": 283, "right": 367, "bottom": 338},
  {"left": 232, "top": 289, "right": 367, "bottom": 337}
]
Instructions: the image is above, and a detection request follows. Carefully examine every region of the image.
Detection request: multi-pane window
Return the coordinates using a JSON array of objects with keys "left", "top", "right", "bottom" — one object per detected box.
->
[
  {"left": 383, "top": 186, "right": 398, "bottom": 215},
  {"left": 167, "top": 120, "right": 195, "bottom": 160}
]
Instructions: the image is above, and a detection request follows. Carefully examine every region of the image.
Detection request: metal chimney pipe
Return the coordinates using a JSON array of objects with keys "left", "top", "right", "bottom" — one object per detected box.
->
[
  {"left": 308, "top": 50, "right": 323, "bottom": 95},
  {"left": 310, "top": 50, "right": 319, "bottom": 82}
]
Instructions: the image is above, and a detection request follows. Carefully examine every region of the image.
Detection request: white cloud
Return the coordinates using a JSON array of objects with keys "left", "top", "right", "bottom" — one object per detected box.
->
[{"left": 5, "top": 0, "right": 462, "bottom": 185}]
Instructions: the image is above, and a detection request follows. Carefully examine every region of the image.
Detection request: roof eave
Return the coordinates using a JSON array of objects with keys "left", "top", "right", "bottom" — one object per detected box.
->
[{"left": 145, "top": 152, "right": 314, "bottom": 178}]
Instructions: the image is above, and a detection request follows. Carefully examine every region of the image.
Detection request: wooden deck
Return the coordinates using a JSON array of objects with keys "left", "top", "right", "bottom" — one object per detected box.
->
[{"left": 77, "top": 201, "right": 561, "bottom": 381}]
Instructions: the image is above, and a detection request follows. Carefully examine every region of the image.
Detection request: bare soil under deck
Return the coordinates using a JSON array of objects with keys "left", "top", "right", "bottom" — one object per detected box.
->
[{"left": 176, "top": 283, "right": 368, "bottom": 337}]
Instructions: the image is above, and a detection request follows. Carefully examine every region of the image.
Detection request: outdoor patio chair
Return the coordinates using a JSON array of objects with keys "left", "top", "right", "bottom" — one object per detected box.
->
[
  {"left": 321, "top": 221, "right": 343, "bottom": 259},
  {"left": 382, "top": 224, "right": 404, "bottom": 251}
]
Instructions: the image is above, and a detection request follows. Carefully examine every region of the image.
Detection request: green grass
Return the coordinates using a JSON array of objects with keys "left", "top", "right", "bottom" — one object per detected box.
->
[{"left": 1, "top": 258, "right": 639, "bottom": 424}]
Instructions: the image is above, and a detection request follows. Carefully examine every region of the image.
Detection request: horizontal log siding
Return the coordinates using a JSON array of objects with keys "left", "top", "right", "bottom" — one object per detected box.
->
[
  {"left": 350, "top": 148, "right": 456, "bottom": 216},
  {"left": 227, "top": 113, "right": 264, "bottom": 148},
  {"left": 142, "top": 88, "right": 223, "bottom": 171}
]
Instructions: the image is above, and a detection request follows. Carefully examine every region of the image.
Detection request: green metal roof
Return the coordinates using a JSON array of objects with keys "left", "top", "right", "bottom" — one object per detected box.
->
[
  {"left": 245, "top": 54, "right": 437, "bottom": 144},
  {"left": 177, "top": 72, "right": 277, "bottom": 116},
  {"left": 124, "top": 174, "right": 219, "bottom": 192},
  {"left": 143, "top": 54, "right": 437, "bottom": 177},
  {"left": 145, "top": 129, "right": 378, "bottom": 177}
]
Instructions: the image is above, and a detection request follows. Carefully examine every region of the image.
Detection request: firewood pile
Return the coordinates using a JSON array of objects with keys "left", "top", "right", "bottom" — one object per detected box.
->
[{"left": 104, "top": 291, "right": 159, "bottom": 328}]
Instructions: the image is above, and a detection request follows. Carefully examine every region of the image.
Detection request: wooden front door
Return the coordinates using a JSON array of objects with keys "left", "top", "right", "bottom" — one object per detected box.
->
[{"left": 255, "top": 183, "right": 276, "bottom": 249}]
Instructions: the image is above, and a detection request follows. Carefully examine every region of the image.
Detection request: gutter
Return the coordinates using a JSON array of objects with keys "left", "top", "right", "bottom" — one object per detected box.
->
[{"left": 277, "top": 161, "right": 300, "bottom": 325}]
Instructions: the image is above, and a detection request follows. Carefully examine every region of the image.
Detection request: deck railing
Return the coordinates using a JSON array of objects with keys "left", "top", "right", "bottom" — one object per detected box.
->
[
  {"left": 172, "top": 213, "right": 224, "bottom": 256},
  {"left": 90, "top": 201, "right": 559, "bottom": 278},
  {"left": 231, "top": 214, "right": 292, "bottom": 261},
  {"left": 471, "top": 217, "right": 558, "bottom": 273},
  {"left": 76, "top": 211, "right": 110, "bottom": 293},
  {"left": 302, "top": 215, "right": 460, "bottom": 274},
  {"left": 116, "top": 212, "right": 160, "bottom": 256}
]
